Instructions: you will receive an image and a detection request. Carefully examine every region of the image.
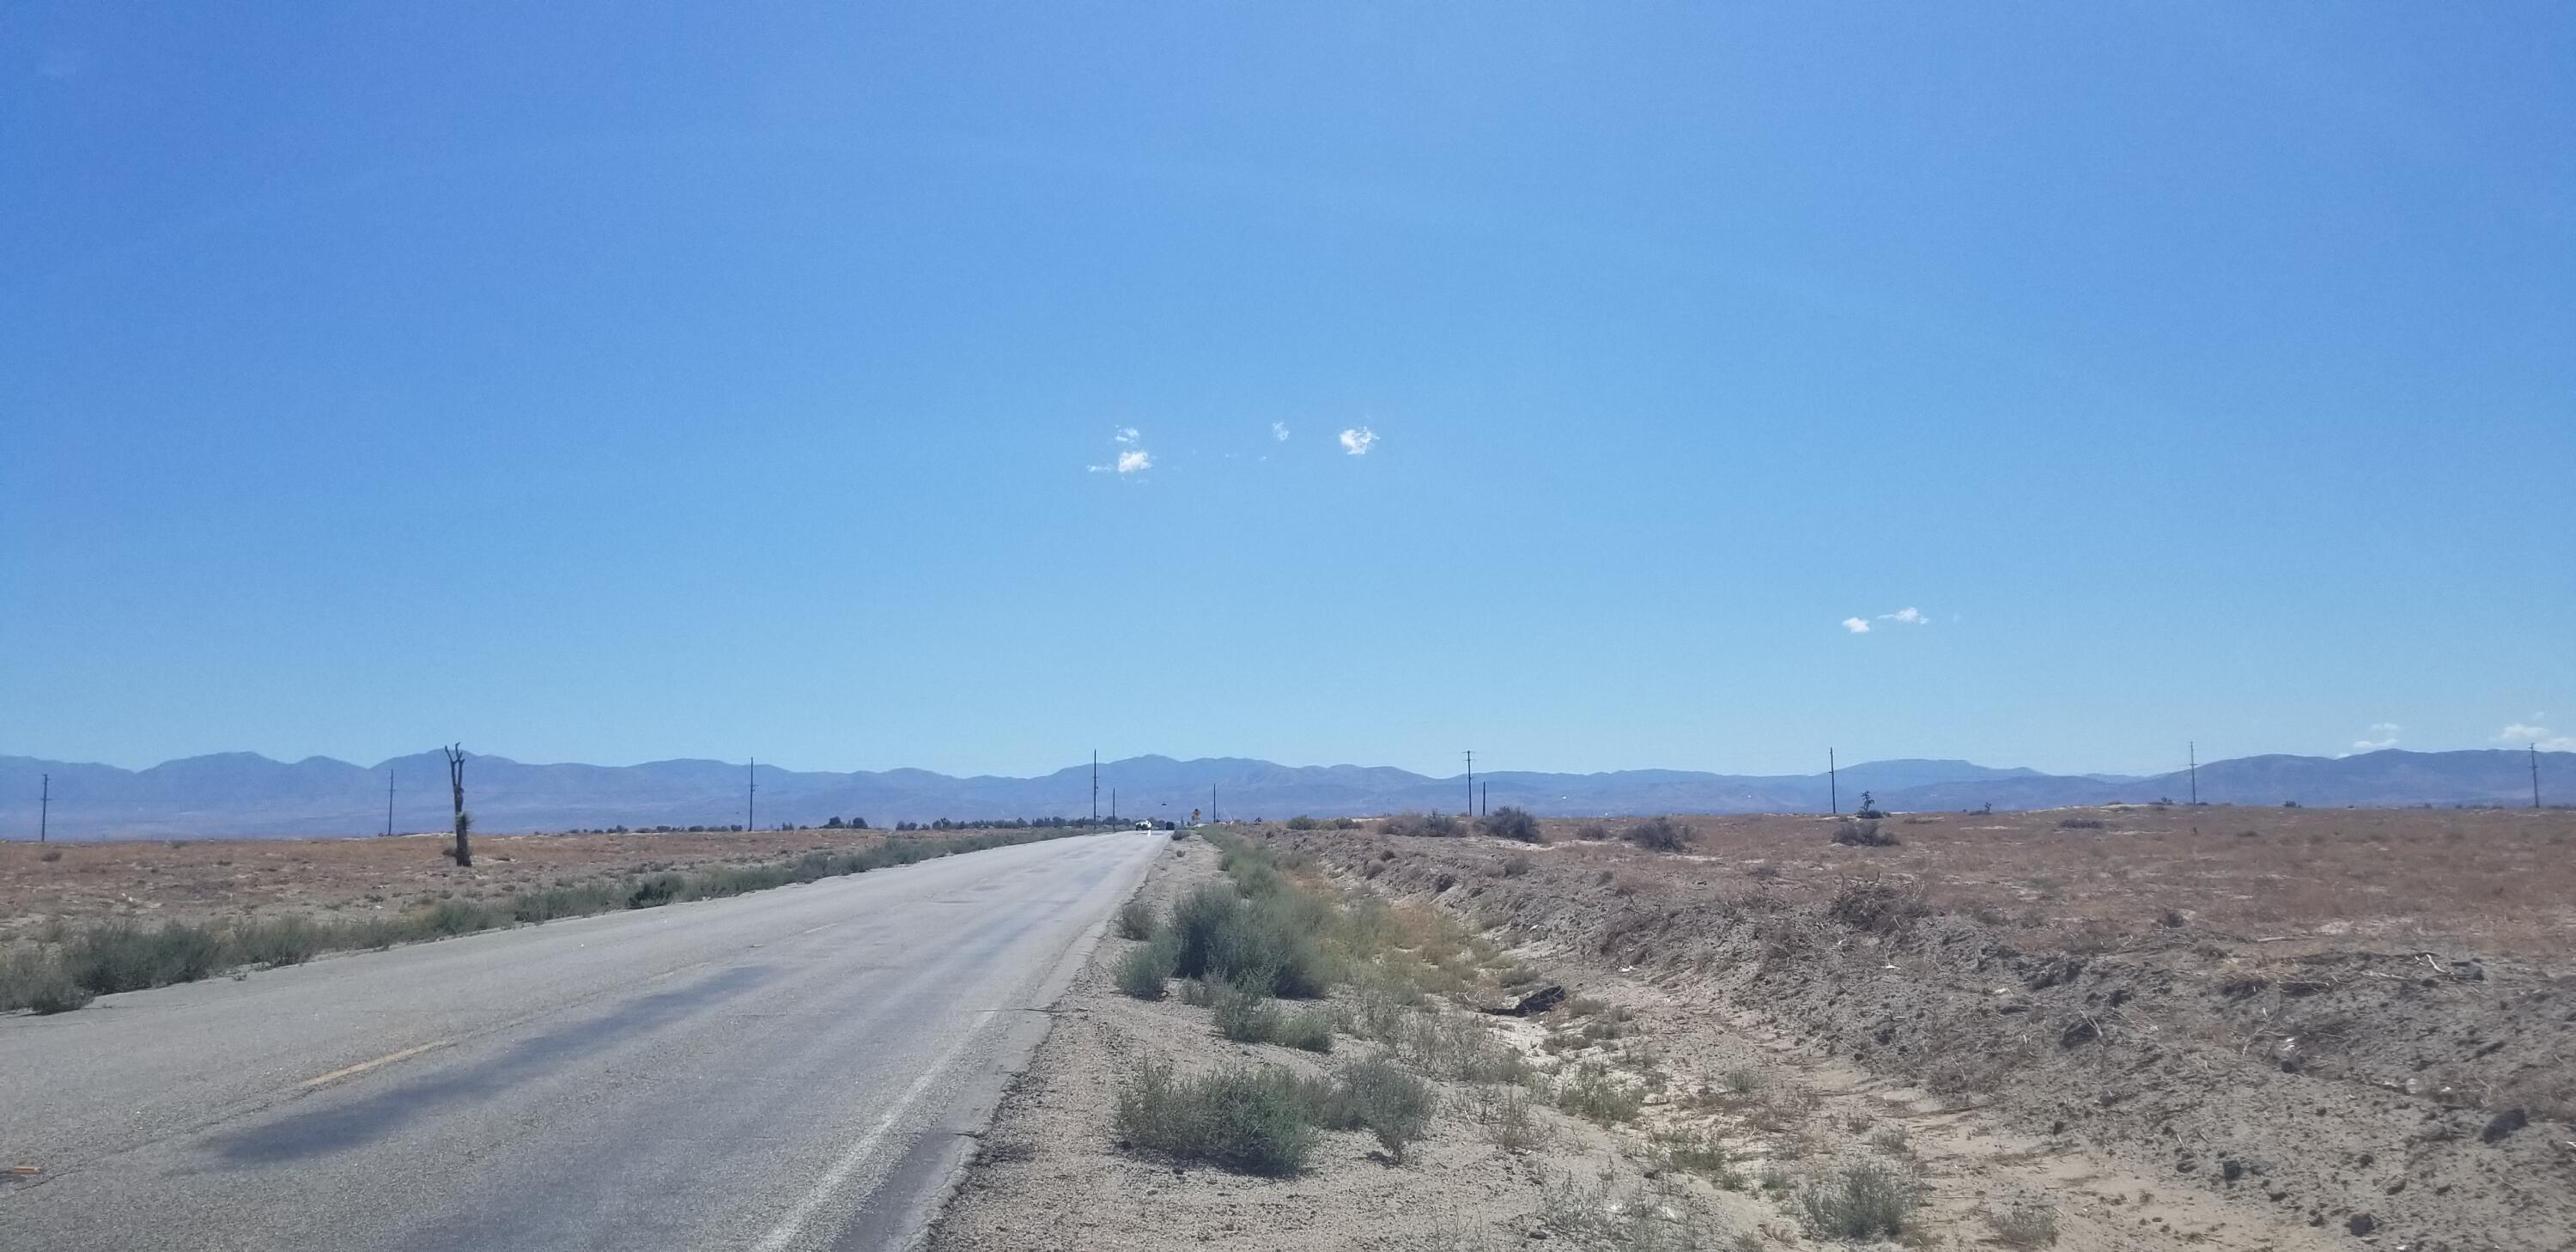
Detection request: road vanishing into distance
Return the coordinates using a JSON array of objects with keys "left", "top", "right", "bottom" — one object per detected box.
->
[{"left": 0, "top": 831, "right": 1164, "bottom": 1251}]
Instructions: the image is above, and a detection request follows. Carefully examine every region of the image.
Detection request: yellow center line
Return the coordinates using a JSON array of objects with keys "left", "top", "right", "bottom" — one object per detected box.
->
[{"left": 300, "top": 1040, "right": 452, "bottom": 1091}]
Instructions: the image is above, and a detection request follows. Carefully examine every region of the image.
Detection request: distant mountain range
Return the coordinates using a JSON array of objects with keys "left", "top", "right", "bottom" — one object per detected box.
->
[{"left": 0, "top": 748, "right": 2564, "bottom": 841}]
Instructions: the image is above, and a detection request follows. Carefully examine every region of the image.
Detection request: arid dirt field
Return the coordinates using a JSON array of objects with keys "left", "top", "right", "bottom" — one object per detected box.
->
[
  {"left": 935, "top": 808, "right": 2575, "bottom": 1252},
  {"left": 0, "top": 827, "right": 906, "bottom": 943}
]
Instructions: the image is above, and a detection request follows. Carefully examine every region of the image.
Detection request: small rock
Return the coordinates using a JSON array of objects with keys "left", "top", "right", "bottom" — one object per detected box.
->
[
  {"left": 2481, "top": 1108, "right": 2529, "bottom": 1144},
  {"left": 2348, "top": 1212, "right": 2377, "bottom": 1236}
]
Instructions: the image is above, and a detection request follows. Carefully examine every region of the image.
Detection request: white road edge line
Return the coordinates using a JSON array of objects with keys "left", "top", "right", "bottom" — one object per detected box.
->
[{"left": 750, "top": 1020, "right": 988, "bottom": 1252}]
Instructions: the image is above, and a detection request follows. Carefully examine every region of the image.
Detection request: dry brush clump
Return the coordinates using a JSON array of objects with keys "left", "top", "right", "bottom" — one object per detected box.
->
[{"left": 1621, "top": 816, "right": 1696, "bottom": 852}]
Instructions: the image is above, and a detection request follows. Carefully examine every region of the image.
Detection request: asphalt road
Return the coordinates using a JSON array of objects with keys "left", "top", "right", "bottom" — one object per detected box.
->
[{"left": 0, "top": 830, "right": 1164, "bottom": 1251}]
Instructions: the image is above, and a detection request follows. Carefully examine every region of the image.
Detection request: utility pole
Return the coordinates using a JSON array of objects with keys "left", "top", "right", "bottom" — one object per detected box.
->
[
  {"left": 2536, "top": 743, "right": 2544, "bottom": 810},
  {"left": 386, "top": 767, "right": 396, "bottom": 837},
  {"left": 1111, "top": 788, "right": 1118, "bottom": 823},
  {"left": 1464, "top": 751, "right": 1473, "bottom": 816},
  {"left": 1212, "top": 782, "right": 1218, "bottom": 824},
  {"left": 441, "top": 745, "right": 471, "bottom": 867},
  {"left": 1092, "top": 751, "right": 1099, "bottom": 824},
  {"left": 746, "top": 759, "right": 757, "bottom": 833},
  {"left": 38, "top": 773, "right": 48, "bottom": 844},
  {"left": 2189, "top": 742, "right": 2198, "bottom": 805},
  {"left": 1480, "top": 782, "right": 1488, "bottom": 817},
  {"left": 1828, "top": 748, "right": 1838, "bottom": 816}
]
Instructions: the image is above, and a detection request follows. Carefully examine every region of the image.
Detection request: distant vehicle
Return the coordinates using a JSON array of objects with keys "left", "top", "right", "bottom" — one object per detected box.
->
[{"left": 1133, "top": 820, "right": 1154, "bottom": 830}]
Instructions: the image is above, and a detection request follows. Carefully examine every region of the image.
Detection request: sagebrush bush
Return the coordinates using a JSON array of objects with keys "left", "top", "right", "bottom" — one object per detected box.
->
[
  {"left": 2057, "top": 817, "right": 2107, "bottom": 830},
  {"left": 1115, "top": 1060, "right": 1315, "bottom": 1176},
  {"left": 1573, "top": 822, "right": 1611, "bottom": 841},
  {"left": 1212, "top": 980, "right": 1284, "bottom": 1042},
  {"left": 1309, "top": 1056, "right": 1434, "bottom": 1162},
  {"left": 1476, "top": 807, "right": 1543, "bottom": 843},
  {"left": 1115, "top": 937, "right": 1176, "bottom": 1000},
  {"left": 1801, "top": 1160, "right": 1919, "bottom": 1239},
  {"left": 1382, "top": 811, "right": 1464, "bottom": 838},
  {"left": 0, "top": 947, "right": 93, "bottom": 1013},
  {"left": 1990, "top": 1200, "right": 2061, "bottom": 1249},
  {"left": 69, "top": 921, "right": 226, "bottom": 994},
  {"left": 228, "top": 915, "right": 324, "bottom": 967},
  {"left": 1115, "top": 896, "right": 1157, "bottom": 941},
  {"left": 1276, "top": 1006, "right": 1335, "bottom": 1054},
  {"left": 1556, "top": 1061, "right": 1643, "bottom": 1125},
  {"left": 1831, "top": 817, "right": 1897, "bottom": 847},
  {"left": 1621, "top": 816, "right": 1694, "bottom": 852}
]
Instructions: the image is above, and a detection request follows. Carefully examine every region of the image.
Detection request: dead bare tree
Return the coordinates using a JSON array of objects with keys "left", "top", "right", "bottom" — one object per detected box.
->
[{"left": 442, "top": 744, "right": 471, "bottom": 867}]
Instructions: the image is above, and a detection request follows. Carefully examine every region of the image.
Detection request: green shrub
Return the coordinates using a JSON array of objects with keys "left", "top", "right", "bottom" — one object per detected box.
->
[
  {"left": 1115, "top": 937, "right": 1176, "bottom": 1000},
  {"left": 1277, "top": 1006, "right": 1335, "bottom": 1054},
  {"left": 0, "top": 947, "right": 94, "bottom": 1013},
  {"left": 1477, "top": 807, "right": 1543, "bottom": 843},
  {"left": 229, "top": 915, "right": 324, "bottom": 967},
  {"left": 1212, "top": 980, "right": 1283, "bottom": 1043},
  {"left": 67, "top": 921, "right": 227, "bottom": 994},
  {"left": 424, "top": 899, "right": 499, "bottom": 936},
  {"left": 1557, "top": 1061, "right": 1643, "bottom": 1125},
  {"left": 1383, "top": 811, "right": 1464, "bottom": 838},
  {"left": 1800, "top": 1160, "right": 1919, "bottom": 1239},
  {"left": 1990, "top": 1200, "right": 2061, "bottom": 1249},
  {"left": 1573, "top": 823, "right": 1611, "bottom": 841},
  {"left": 1115, "top": 896, "right": 1157, "bottom": 941},
  {"left": 1168, "top": 884, "right": 1243, "bottom": 980},
  {"left": 1114, "top": 1061, "right": 1315, "bottom": 1176},
  {"left": 1308, "top": 1057, "right": 1434, "bottom": 1162}
]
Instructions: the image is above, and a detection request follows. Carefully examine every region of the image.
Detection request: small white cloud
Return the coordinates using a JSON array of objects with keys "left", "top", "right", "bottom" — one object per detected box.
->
[
  {"left": 1088, "top": 428, "right": 1151, "bottom": 474},
  {"left": 2352, "top": 723, "right": 2400, "bottom": 751},
  {"left": 1844, "top": 607, "right": 1929, "bottom": 635},
  {"left": 1272, "top": 422, "right": 1291, "bottom": 441},
  {"left": 1339, "top": 427, "right": 1377, "bottom": 456},
  {"left": 2498, "top": 722, "right": 2576, "bottom": 752}
]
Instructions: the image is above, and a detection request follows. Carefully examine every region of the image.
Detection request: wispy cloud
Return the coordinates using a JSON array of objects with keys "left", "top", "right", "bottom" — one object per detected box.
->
[
  {"left": 1115, "top": 449, "right": 1151, "bottom": 473},
  {"left": 2498, "top": 721, "right": 2576, "bottom": 752},
  {"left": 1113, "top": 427, "right": 1140, "bottom": 446},
  {"left": 1272, "top": 422, "right": 1291, "bottom": 442},
  {"left": 1339, "top": 426, "right": 1377, "bottom": 456},
  {"left": 1842, "top": 607, "right": 1928, "bottom": 635},
  {"left": 2351, "top": 723, "right": 2400, "bottom": 751}
]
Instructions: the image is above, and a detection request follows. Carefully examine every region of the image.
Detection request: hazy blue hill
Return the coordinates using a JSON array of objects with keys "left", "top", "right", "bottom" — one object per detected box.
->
[{"left": 0, "top": 749, "right": 2564, "bottom": 840}]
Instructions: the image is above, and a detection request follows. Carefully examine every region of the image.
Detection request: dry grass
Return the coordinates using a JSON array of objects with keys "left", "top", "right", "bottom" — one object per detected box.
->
[
  {"left": 1510, "top": 806, "right": 2576, "bottom": 957},
  {"left": 0, "top": 826, "right": 927, "bottom": 942}
]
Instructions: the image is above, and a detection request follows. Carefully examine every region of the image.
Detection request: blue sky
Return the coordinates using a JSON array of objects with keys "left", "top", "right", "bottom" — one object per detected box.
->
[{"left": 3, "top": 4, "right": 2571, "bottom": 778}]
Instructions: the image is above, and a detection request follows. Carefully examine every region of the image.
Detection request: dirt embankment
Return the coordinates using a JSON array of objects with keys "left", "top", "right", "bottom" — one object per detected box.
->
[{"left": 1279, "top": 818, "right": 2576, "bottom": 1252}]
